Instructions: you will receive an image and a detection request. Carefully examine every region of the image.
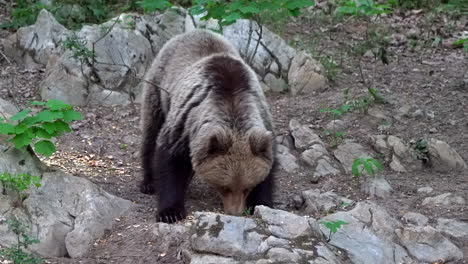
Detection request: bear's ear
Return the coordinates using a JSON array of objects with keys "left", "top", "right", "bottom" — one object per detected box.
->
[
  {"left": 249, "top": 129, "right": 273, "bottom": 159},
  {"left": 207, "top": 130, "right": 232, "bottom": 155}
]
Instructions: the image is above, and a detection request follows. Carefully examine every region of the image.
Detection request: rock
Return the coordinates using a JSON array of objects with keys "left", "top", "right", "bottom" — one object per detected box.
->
[
  {"left": 360, "top": 176, "right": 393, "bottom": 198},
  {"left": 0, "top": 98, "right": 18, "bottom": 118},
  {"left": 254, "top": 206, "right": 319, "bottom": 240},
  {"left": 301, "top": 145, "right": 341, "bottom": 178},
  {"left": 427, "top": 138, "right": 467, "bottom": 171},
  {"left": 417, "top": 187, "right": 433, "bottom": 194},
  {"left": 266, "top": 247, "right": 301, "bottom": 262},
  {"left": 390, "top": 33, "right": 407, "bottom": 46},
  {"left": 325, "top": 120, "right": 346, "bottom": 132},
  {"left": 333, "top": 140, "right": 373, "bottom": 174},
  {"left": 275, "top": 134, "right": 295, "bottom": 150},
  {"left": 422, "top": 193, "right": 465, "bottom": 207},
  {"left": 189, "top": 207, "right": 345, "bottom": 263},
  {"left": 276, "top": 144, "right": 299, "bottom": 173},
  {"left": 402, "top": 212, "right": 429, "bottom": 226},
  {"left": 40, "top": 13, "right": 154, "bottom": 106},
  {"left": 0, "top": 171, "right": 133, "bottom": 258},
  {"left": 301, "top": 190, "right": 353, "bottom": 215},
  {"left": 288, "top": 51, "right": 327, "bottom": 96},
  {"left": 289, "top": 119, "right": 323, "bottom": 150},
  {"left": 436, "top": 218, "right": 468, "bottom": 238},
  {"left": 152, "top": 222, "right": 189, "bottom": 252},
  {"left": 190, "top": 212, "right": 265, "bottom": 257},
  {"left": 320, "top": 202, "right": 412, "bottom": 264},
  {"left": 369, "top": 135, "right": 419, "bottom": 172},
  {"left": 396, "top": 225, "right": 463, "bottom": 263},
  {"left": 264, "top": 73, "right": 287, "bottom": 92},
  {"left": 221, "top": 19, "right": 297, "bottom": 78},
  {"left": 406, "top": 28, "right": 421, "bottom": 39},
  {"left": 190, "top": 254, "right": 240, "bottom": 264},
  {"left": 2, "top": 10, "right": 70, "bottom": 68}
]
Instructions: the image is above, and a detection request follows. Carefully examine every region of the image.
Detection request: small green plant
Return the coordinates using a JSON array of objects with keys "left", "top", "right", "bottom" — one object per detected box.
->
[
  {"left": 61, "top": 34, "right": 96, "bottom": 66},
  {"left": 351, "top": 157, "right": 383, "bottom": 178},
  {"left": 120, "top": 143, "right": 128, "bottom": 149},
  {"left": 453, "top": 38, "right": 468, "bottom": 52},
  {"left": 242, "top": 207, "right": 253, "bottom": 216},
  {"left": 411, "top": 139, "right": 429, "bottom": 163},
  {"left": 335, "top": 0, "right": 392, "bottom": 17},
  {"left": 0, "top": 0, "right": 47, "bottom": 29},
  {"left": 0, "top": 218, "right": 43, "bottom": 264},
  {"left": 318, "top": 55, "right": 341, "bottom": 82},
  {"left": 0, "top": 100, "right": 82, "bottom": 156},
  {"left": 0, "top": 173, "right": 41, "bottom": 194},
  {"left": 321, "top": 220, "right": 348, "bottom": 241},
  {"left": 323, "top": 130, "right": 345, "bottom": 149}
]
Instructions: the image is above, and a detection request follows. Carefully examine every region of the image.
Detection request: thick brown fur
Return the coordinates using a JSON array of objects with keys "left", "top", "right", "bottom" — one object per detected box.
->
[{"left": 140, "top": 29, "right": 277, "bottom": 223}]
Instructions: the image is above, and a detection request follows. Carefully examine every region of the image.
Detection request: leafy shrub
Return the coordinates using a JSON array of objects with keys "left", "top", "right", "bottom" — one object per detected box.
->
[
  {"left": 0, "top": 218, "right": 43, "bottom": 264},
  {"left": 351, "top": 157, "right": 383, "bottom": 178},
  {"left": 0, "top": 100, "right": 82, "bottom": 156},
  {"left": 0, "top": 173, "right": 41, "bottom": 194},
  {"left": 335, "top": 0, "right": 392, "bottom": 17}
]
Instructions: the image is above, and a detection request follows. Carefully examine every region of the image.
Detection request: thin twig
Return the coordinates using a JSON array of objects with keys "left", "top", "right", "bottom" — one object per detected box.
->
[
  {"left": 248, "top": 19, "right": 263, "bottom": 65},
  {"left": 0, "top": 49, "right": 12, "bottom": 64}
]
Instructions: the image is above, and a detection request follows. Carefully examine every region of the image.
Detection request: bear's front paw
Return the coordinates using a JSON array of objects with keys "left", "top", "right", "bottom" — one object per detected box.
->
[
  {"left": 140, "top": 181, "right": 156, "bottom": 194},
  {"left": 157, "top": 206, "right": 186, "bottom": 223}
]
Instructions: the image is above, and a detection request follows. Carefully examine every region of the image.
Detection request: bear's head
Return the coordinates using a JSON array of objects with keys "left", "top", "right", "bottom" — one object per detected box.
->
[{"left": 193, "top": 127, "right": 274, "bottom": 215}]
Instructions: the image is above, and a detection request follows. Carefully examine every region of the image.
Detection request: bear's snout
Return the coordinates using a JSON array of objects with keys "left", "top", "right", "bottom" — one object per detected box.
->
[{"left": 221, "top": 191, "right": 246, "bottom": 215}]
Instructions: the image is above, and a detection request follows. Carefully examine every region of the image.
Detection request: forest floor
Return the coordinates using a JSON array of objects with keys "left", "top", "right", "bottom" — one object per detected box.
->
[{"left": 0, "top": 3, "right": 467, "bottom": 264}]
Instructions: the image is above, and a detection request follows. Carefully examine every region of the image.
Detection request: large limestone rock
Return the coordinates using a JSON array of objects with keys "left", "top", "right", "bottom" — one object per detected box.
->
[
  {"left": 427, "top": 138, "right": 467, "bottom": 171},
  {"left": 186, "top": 15, "right": 326, "bottom": 96},
  {"left": 288, "top": 51, "right": 327, "bottom": 96},
  {"left": 2, "top": 10, "right": 70, "bottom": 69},
  {"left": 0, "top": 122, "right": 133, "bottom": 258},
  {"left": 396, "top": 225, "right": 463, "bottom": 263},
  {"left": 189, "top": 207, "right": 346, "bottom": 263},
  {"left": 333, "top": 140, "right": 373, "bottom": 174},
  {"left": 320, "top": 202, "right": 412, "bottom": 264}
]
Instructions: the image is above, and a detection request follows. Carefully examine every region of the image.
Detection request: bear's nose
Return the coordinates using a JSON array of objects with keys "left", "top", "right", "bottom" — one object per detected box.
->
[{"left": 222, "top": 191, "right": 245, "bottom": 215}]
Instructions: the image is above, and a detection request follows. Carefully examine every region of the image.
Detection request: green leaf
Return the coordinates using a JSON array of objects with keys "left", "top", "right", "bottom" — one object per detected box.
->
[
  {"left": 35, "top": 127, "right": 53, "bottom": 139},
  {"left": 53, "top": 120, "right": 72, "bottom": 133},
  {"left": 29, "top": 101, "right": 46, "bottom": 106},
  {"left": 0, "top": 123, "right": 15, "bottom": 134},
  {"left": 285, "top": 0, "right": 314, "bottom": 10},
  {"left": 10, "top": 109, "right": 31, "bottom": 121},
  {"left": 238, "top": 5, "right": 260, "bottom": 14},
  {"left": 42, "top": 122, "right": 57, "bottom": 134},
  {"left": 351, "top": 161, "right": 360, "bottom": 177},
  {"left": 11, "top": 132, "right": 33, "bottom": 148},
  {"left": 34, "top": 140, "right": 56, "bottom": 156},
  {"left": 369, "top": 159, "right": 383, "bottom": 170},
  {"left": 363, "top": 161, "right": 375, "bottom": 175},
  {"left": 35, "top": 110, "right": 64, "bottom": 122},
  {"left": 136, "top": 0, "right": 172, "bottom": 12},
  {"left": 223, "top": 12, "right": 242, "bottom": 22},
  {"left": 46, "top": 99, "right": 71, "bottom": 111},
  {"left": 62, "top": 110, "right": 83, "bottom": 122}
]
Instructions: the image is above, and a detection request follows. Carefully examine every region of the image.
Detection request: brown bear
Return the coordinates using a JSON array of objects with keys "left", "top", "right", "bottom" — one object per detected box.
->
[{"left": 139, "top": 29, "right": 277, "bottom": 223}]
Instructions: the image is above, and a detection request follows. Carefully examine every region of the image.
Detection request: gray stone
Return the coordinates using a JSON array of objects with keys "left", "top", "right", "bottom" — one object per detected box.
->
[
  {"left": 319, "top": 202, "right": 412, "bottom": 264},
  {"left": 264, "top": 73, "right": 287, "bottom": 93},
  {"left": 396, "top": 225, "right": 463, "bottom": 263},
  {"left": 436, "top": 218, "right": 468, "bottom": 238},
  {"left": 333, "top": 140, "right": 373, "bottom": 174},
  {"left": 302, "top": 190, "right": 353, "bottom": 215},
  {"left": 422, "top": 193, "right": 465, "bottom": 207},
  {"left": 190, "top": 212, "right": 264, "bottom": 258},
  {"left": 275, "top": 134, "right": 295, "bottom": 150},
  {"left": 360, "top": 176, "right": 393, "bottom": 198},
  {"left": 402, "top": 212, "right": 428, "bottom": 226},
  {"left": 267, "top": 247, "right": 301, "bottom": 262},
  {"left": 0, "top": 170, "right": 132, "bottom": 258},
  {"left": 190, "top": 254, "right": 240, "bottom": 264},
  {"left": 2, "top": 10, "right": 70, "bottom": 68},
  {"left": 0, "top": 98, "right": 18, "bottom": 118},
  {"left": 254, "top": 206, "right": 317, "bottom": 239},
  {"left": 289, "top": 119, "right": 323, "bottom": 150},
  {"left": 152, "top": 223, "right": 189, "bottom": 252},
  {"left": 417, "top": 187, "right": 433, "bottom": 194},
  {"left": 427, "top": 138, "right": 467, "bottom": 171},
  {"left": 276, "top": 144, "right": 299, "bottom": 173},
  {"left": 301, "top": 145, "right": 341, "bottom": 178},
  {"left": 288, "top": 51, "right": 327, "bottom": 96},
  {"left": 325, "top": 120, "right": 346, "bottom": 132}
]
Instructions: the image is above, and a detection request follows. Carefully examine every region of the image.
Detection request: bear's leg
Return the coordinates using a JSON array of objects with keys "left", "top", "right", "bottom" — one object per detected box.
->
[
  {"left": 156, "top": 151, "right": 193, "bottom": 223},
  {"left": 246, "top": 162, "right": 276, "bottom": 211},
  {"left": 140, "top": 88, "right": 165, "bottom": 194}
]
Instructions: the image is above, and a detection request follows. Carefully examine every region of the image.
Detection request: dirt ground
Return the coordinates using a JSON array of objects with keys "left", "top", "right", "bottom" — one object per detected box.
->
[{"left": 0, "top": 3, "right": 467, "bottom": 264}]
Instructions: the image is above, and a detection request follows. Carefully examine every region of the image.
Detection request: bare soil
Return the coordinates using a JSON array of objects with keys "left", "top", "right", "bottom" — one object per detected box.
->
[{"left": 0, "top": 3, "right": 467, "bottom": 264}]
